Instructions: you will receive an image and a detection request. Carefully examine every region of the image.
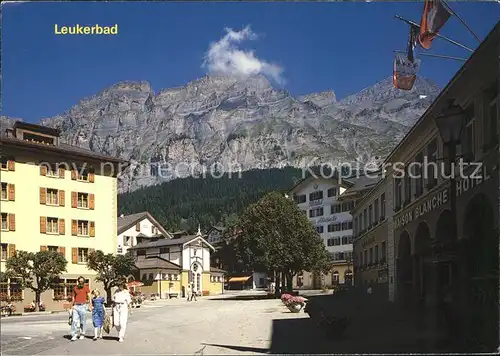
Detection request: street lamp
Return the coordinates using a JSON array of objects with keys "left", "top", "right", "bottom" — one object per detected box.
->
[{"left": 433, "top": 99, "right": 465, "bottom": 258}]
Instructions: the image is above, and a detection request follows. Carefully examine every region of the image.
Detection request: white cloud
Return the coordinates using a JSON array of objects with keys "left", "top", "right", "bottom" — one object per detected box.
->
[
  {"left": 203, "top": 25, "right": 284, "bottom": 84},
  {"left": 1, "top": 1, "right": 28, "bottom": 6}
]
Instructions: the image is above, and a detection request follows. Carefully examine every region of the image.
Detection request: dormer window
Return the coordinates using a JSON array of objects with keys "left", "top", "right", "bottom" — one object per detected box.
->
[{"left": 22, "top": 132, "right": 54, "bottom": 145}]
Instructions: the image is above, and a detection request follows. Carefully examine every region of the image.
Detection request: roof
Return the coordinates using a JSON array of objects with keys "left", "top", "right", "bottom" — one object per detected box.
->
[
  {"left": 13, "top": 121, "right": 60, "bottom": 136},
  {"left": 288, "top": 173, "right": 354, "bottom": 194},
  {"left": 384, "top": 21, "right": 500, "bottom": 164},
  {"left": 129, "top": 234, "right": 215, "bottom": 251},
  {"left": 1, "top": 129, "right": 128, "bottom": 165},
  {"left": 134, "top": 256, "right": 181, "bottom": 271},
  {"left": 117, "top": 211, "right": 172, "bottom": 237},
  {"left": 210, "top": 267, "right": 227, "bottom": 274},
  {"left": 338, "top": 171, "right": 382, "bottom": 198}
]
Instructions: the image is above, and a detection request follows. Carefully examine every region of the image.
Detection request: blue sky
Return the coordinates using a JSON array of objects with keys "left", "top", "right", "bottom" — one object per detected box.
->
[{"left": 2, "top": 1, "right": 498, "bottom": 122}]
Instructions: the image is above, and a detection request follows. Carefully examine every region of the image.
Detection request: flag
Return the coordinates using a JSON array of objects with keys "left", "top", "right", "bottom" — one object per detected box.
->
[
  {"left": 407, "top": 25, "right": 419, "bottom": 63},
  {"left": 393, "top": 53, "right": 421, "bottom": 91},
  {"left": 419, "top": 0, "right": 452, "bottom": 49}
]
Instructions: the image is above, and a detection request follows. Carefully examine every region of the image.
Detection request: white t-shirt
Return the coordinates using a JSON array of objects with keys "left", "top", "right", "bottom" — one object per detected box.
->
[{"left": 113, "top": 290, "right": 132, "bottom": 305}]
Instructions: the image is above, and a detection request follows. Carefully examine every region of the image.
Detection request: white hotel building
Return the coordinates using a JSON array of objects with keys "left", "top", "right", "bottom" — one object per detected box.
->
[{"left": 288, "top": 174, "right": 377, "bottom": 288}]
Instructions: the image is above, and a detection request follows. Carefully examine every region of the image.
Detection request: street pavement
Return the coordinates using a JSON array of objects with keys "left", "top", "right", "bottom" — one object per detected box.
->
[{"left": 1, "top": 293, "right": 313, "bottom": 355}]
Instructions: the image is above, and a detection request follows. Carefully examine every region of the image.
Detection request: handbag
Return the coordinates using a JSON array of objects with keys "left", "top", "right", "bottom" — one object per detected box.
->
[{"left": 103, "top": 313, "right": 112, "bottom": 334}]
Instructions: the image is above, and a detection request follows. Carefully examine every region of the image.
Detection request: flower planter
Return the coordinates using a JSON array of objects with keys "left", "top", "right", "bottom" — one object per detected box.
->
[{"left": 287, "top": 303, "right": 303, "bottom": 313}]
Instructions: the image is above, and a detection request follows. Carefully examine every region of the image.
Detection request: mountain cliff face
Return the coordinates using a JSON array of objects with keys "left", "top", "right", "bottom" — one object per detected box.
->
[{"left": 10, "top": 75, "right": 440, "bottom": 192}]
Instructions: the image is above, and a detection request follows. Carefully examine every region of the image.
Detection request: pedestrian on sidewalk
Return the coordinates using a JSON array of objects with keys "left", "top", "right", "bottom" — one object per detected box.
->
[
  {"left": 70, "top": 276, "right": 92, "bottom": 341},
  {"left": 91, "top": 289, "right": 105, "bottom": 340},
  {"left": 186, "top": 283, "right": 192, "bottom": 302},
  {"left": 112, "top": 283, "right": 132, "bottom": 343},
  {"left": 190, "top": 284, "right": 198, "bottom": 302}
]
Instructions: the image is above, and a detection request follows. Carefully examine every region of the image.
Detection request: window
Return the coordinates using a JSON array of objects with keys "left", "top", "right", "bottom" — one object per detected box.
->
[
  {"left": 47, "top": 246, "right": 59, "bottom": 252},
  {"left": 331, "top": 204, "right": 341, "bottom": 214},
  {"left": 1, "top": 213, "right": 8, "bottom": 230},
  {"left": 160, "top": 247, "right": 170, "bottom": 254},
  {"left": 363, "top": 209, "right": 368, "bottom": 229},
  {"left": 77, "top": 220, "right": 89, "bottom": 236},
  {"left": 332, "top": 271, "right": 339, "bottom": 284},
  {"left": 462, "top": 104, "right": 475, "bottom": 160},
  {"left": 0, "top": 158, "right": 7, "bottom": 170},
  {"left": 316, "top": 225, "right": 324, "bottom": 234},
  {"left": 341, "top": 236, "right": 348, "bottom": 245},
  {"left": 327, "top": 238, "right": 334, "bottom": 246},
  {"left": 327, "top": 187, "right": 337, "bottom": 197},
  {"left": 359, "top": 213, "right": 363, "bottom": 232},
  {"left": 46, "top": 188, "right": 58, "bottom": 205},
  {"left": 414, "top": 152, "right": 424, "bottom": 198},
  {"left": 46, "top": 217, "right": 59, "bottom": 234},
  {"left": 78, "top": 169, "right": 89, "bottom": 181},
  {"left": 394, "top": 177, "right": 402, "bottom": 210},
  {"left": 77, "top": 193, "right": 88, "bottom": 208},
  {"left": 1, "top": 183, "right": 7, "bottom": 200},
  {"left": 137, "top": 249, "right": 146, "bottom": 256},
  {"left": 363, "top": 250, "right": 368, "bottom": 267},
  {"left": 309, "top": 190, "right": 323, "bottom": 201},
  {"left": 369, "top": 248, "right": 373, "bottom": 265},
  {"left": 342, "top": 201, "right": 354, "bottom": 212},
  {"left": 375, "top": 245, "right": 379, "bottom": 263},
  {"left": 327, "top": 223, "right": 341, "bottom": 232},
  {"left": 123, "top": 236, "right": 132, "bottom": 246},
  {"left": 293, "top": 194, "right": 306, "bottom": 204},
  {"left": 309, "top": 207, "right": 324, "bottom": 218},
  {"left": 381, "top": 241, "right": 387, "bottom": 262},
  {"left": 78, "top": 248, "right": 89, "bottom": 263},
  {"left": 1, "top": 244, "right": 7, "bottom": 260},
  {"left": 404, "top": 165, "right": 412, "bottom": 203},
  {"left": 341, "top": 221, "right": 352, "bottom": 230},
  {"left": 52, "top": 279, "right": 66, "bottom": 300},
  {"left": 7, "top": 278, "right": 22, "bottom": 301},
  {"left": 334, "top": 237, "right": 341, "bottom": 246},
  {"left": 353, "top": 217, "right": 357, "bottom": 235},
  {"left": 46, "top": 163, "right": 59, "bottom": 177},
  {"left": 368, "top": 205, "right": 373, "bottom": 227},
  {"left": 380, "top": 193, "right": 386, "bottom": 219},
  {"left": 374, "top": 198, "right": 379, "bottom": 222},
  {"left": 151, "top": 226, "right": 155, "bottom": 235},
  {"left": 426, "top": 138, "right": 438, "bottom": 189},
  {"left": 348, "top": 236, "right": 354, "bottom": 244}
]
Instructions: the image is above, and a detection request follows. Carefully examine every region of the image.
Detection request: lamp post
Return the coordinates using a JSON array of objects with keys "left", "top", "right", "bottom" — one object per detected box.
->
[
  {"left": 159, "top": 270, "right": 164, "bottom": 299},
  {"left": 434, "top": 99, "right": 465, "bottom": 347}
]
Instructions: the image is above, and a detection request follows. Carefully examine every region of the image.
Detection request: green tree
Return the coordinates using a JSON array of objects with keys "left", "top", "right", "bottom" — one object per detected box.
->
[
  {"left": 5, "top": 250, "right": 67, "bottom": 311},
  {"left": 87, "top": 250, "right": 136, "bottom": 305},
  {"left": 233, "top": 191, "right": 331, "bottom": 293}
]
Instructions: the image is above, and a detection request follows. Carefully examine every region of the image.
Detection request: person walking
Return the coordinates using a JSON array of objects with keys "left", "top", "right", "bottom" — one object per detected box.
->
[
  {"left": 190, "top": 283, "right": 198, "bottom": 302},
  {"left": 112, "top": 283, "right": 132, "bottom": 343},
  {"left": 186, "top": 283, "right": 192, "bottom": 302},
  {"left": 91, "top": 289, "right": 105, "bottom": 340},
  {"left": 70, "top": 276, "right": 91, "bottom": 341}
]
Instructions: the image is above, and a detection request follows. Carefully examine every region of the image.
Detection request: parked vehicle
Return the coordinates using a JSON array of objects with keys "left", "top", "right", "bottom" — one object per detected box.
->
[{"left": 0, "top": 302, "right": 16, "bottom": 316}]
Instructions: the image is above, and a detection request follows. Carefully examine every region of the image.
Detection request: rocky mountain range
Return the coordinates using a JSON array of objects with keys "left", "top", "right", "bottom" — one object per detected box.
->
[{"left": 2, "top": 75, "right": 440, "bottom": 192}]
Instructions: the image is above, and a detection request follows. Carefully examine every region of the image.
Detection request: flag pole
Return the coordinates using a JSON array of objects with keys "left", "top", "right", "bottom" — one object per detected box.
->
[
  {"left": 441, "top": 0, "right": 482, "bottom": 43},
  {"left": 394, "top": 15, "right": 474, "bottom": 52},
  {"left": 394, "top": 50, "right": 467, "bottom": 62}
]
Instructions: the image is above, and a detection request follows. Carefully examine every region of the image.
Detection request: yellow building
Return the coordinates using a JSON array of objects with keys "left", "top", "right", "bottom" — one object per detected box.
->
[
  {"left": 0, "top": 121, "right": 127, "bottom": 311},
  {"left": 127, "top": 223, "right": 225, "bottom": 298}
]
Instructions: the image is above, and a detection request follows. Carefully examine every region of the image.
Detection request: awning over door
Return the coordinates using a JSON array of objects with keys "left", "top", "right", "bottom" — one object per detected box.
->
[{"left": 228, "top": 276, "right": 251, "bottom": 283}]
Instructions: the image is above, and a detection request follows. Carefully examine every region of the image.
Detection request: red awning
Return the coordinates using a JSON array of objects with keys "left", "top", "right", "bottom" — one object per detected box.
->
[{"left": 127, "top": 281, "right": 144, "bottom": 288}]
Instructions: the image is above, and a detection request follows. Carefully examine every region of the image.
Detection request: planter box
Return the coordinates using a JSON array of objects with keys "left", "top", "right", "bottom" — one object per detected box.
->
[{"left": 286, "top": 303, "right": 303, "bottom": 313}]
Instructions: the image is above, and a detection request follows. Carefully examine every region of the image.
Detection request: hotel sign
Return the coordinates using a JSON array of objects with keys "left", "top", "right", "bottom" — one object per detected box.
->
[
  {"left": 394, "top": 189, "right": 448, "bottom": 229},
  {"left": 317, "top": 215, "right": 337, "bottom": 224},
  {"left": 457, "top": 164, "right": 491, "bottom": 196},
  {"left": 309, "top": 199, "right": 323, "bottom": 207}
]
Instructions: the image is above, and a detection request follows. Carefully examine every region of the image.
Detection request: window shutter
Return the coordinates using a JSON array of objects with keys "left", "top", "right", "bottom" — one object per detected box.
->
[
  {"left": 8, "top": 184, "right": 14, "bottom": 201},
  {"left": 8, "top": 244, "right": 15, "bottom": 258},
  {"left": 40, "top": 187, "right": 46, "bottom": 204},
  {"left": 136, "top": 222, "right": 140, "bottom": 232},
  {"left": 40, "top": 216, "right": 46, "bottom": 233},
  {"left": 7, "top": 160, "right": 15, "bottom": 171},
  {"left": 58, "top": 246, "right": 66, "bottom": 257},
  {"left": 72, "top": 248, "right": 78, "bottom": 264},
  {"left": 71, "top": 220, "right": 77, "bottom": 236},
  {"left": 71, "top": 192, "right": 77, "bottom": 208},
  {"left": 58, "top": 190, "right": 65, "bottom": 207},
  {"left": 40, "top": 165, "right": 47, "bottom": 176},
  {"left": 71, "top": 170, "right": 77, "bottom": 180},
  {"left": 40, "top": 246, "right": 48, "bottom": 251},
  {"left": 8, "top": 214, "right": 15, "bottom": 231},
  {"left": 89, "top": 172, "right": 95, "bottom": 183},
  {"left": 89, "top": 194, "right": 95, "bottom": 210},
  {"left": 59, "top": 218, "right": 65, "bottom": 235},
  {"left": 58, "top": 167, "right": 65, "bottom": 178},
  {"left": 89, "top": 221, "right": 95, "bottom": 237}
]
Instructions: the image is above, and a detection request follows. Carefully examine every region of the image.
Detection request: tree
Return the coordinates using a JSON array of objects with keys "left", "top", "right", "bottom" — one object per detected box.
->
[
  {"left": 87, "top": 250, "right": 136, "bottom": 305},
  {"left": 5, "top": 250, "right": 67, "bottom": 311},
  {"left": 233, "top": 191, "right": 331, "bottom": 293}
]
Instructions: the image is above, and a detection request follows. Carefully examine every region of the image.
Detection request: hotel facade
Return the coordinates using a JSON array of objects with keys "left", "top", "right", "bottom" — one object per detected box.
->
[
  {"left": 350, "top": 23, "right": 499, "bottom": 352},
  {"left": 0, "top": 122, "right": 126, "bottom": 311}
]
